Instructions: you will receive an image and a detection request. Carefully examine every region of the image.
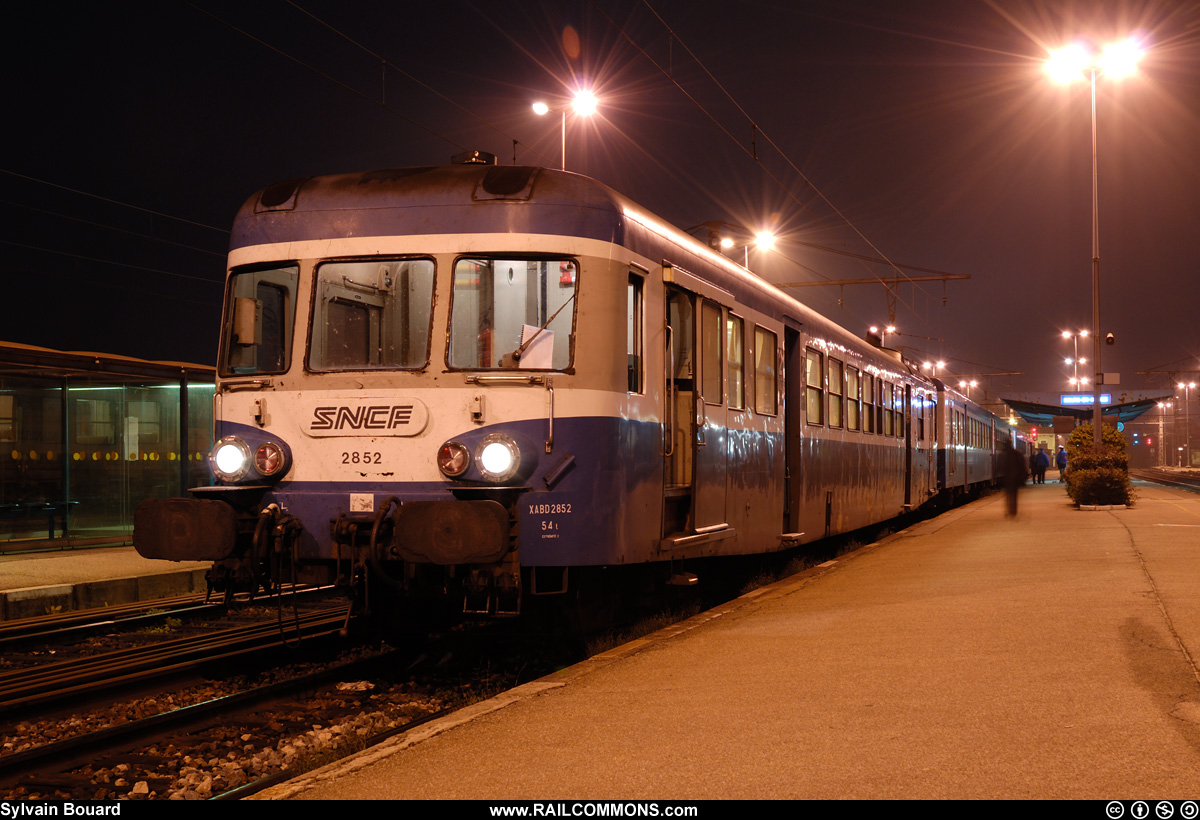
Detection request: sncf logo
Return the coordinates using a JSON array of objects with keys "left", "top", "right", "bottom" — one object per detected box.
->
[
  {"left": 301, "top": 397, "right": 428, "bottom": 438},
  {"left": 311, "top": 405, "right": 414, "bottom": 431}
]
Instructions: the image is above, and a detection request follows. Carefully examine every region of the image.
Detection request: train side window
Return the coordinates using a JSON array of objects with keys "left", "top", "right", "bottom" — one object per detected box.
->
[
  {"left": 701, "top": 300, "right": 723, "bottom": 404},
  {"left": 627, "top": 274, "right": 643, "bottom": 393},
  {"left": 883, "top": 382, "right": 894, "bottom": 436},
  {"left": 754, "top": 327, "right": 778, "bottom": 415},
  {"left": 222, "top": 264, "right": 299, "bottom": 377},
  {"left": 828, "top": 357, "right": 843, "bottom": 428},
  {"left": 727, "top": 314, "right": 745, "bottom": 410},
  {"left": 805, "top": 347, "right": 823, "bottom": 425},
  {"left": 862, "top": 375, "right": 874, "bottom": 433},
  {"left": 310, "top": 259, "right": 435, "bottom": 372},
  {"left": 846, "top": 367, "right": 860, "bottom": 431}
]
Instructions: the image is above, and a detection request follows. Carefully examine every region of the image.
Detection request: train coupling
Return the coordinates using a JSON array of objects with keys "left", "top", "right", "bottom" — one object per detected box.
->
[{"left": 463, "top": 568, "right": 521, "bottom": 617}]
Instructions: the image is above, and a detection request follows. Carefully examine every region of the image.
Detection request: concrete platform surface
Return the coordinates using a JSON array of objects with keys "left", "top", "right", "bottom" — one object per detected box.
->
[
  {"left": 259, "top": 479, "right": 1200, "bottom": 800},
  {"left": 0, "top": 546, "right": 209, "bottom": 620}
]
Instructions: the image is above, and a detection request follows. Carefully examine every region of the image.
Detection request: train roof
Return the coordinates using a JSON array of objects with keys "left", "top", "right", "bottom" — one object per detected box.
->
[
  {"left": 232, "top": 164, "right": 919, "bottom": 379},
  {"left": 231, "top": 165, "right": 627, "bottom": 252}
]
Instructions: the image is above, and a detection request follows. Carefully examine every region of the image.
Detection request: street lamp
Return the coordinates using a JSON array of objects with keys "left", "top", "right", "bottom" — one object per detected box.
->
[
  {"left": 714, "top": 226, "right": 775, "bottom": 267},
  {"left": 532, "top": 89, "right": 598, "bottom": 171},
  {"left": 1047, "top": 38, "right": 1144, "bottom": 447},
  {"left": 870, "top": 325, "right": 897, "bottom": 348},
  {"left": 1061, "top": 329, "right": 1089, "bottom": 388},
  {"left": 958, "top": 379, "right": 979, "bottom": 399}
]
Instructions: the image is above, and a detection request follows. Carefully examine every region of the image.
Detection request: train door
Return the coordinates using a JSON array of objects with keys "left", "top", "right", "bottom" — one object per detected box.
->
[
  {"left": 924, "top": 389, "right": 937, "bottom": 497},
  {"left": 662, "top": 281, "right": 729, "bottom": 539},
  {"left": 694, "top": 299, "right": 729, "bottom": 528},
  {"left": 783, "top": 327, "right": 803, "bottom": 537},
  {"left": 904, "top": 384, "right": 913, "bottom": 508}
]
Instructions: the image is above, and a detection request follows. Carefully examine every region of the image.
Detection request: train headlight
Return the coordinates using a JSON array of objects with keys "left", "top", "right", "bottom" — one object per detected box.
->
[
  {"left": 210, "top": 436, "right": 251, "bottom": 482},
  {"left": 476, "top": 434, "right": 520, "bottom": 483},
  {"left": 254, "top": 441, "right": 287, "bottom": 477},
  {"left": 437, "top": 441, "right": 470, "bottom": 477}
]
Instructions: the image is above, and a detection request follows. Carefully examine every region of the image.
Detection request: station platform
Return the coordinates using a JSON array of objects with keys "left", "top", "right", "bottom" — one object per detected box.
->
[
  {"left": 0, "top": 544, "right": 209, "bottom": 620},
  {"left": 256, "top": 476, "right": 1200, "bottom": 800}
]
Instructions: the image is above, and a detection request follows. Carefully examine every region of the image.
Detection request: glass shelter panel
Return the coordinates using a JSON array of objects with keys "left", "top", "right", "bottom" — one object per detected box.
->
[{"left": 1, "top": 374, "right": 213, "bottom": 549}]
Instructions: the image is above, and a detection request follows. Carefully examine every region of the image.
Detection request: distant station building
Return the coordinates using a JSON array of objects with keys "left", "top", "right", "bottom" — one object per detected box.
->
[
  {"left": 1001, "top": 388, "right": 1174, "bottom": 467},
  {"left": 0, "top": 342, "right": 214, "bottom": 552}
]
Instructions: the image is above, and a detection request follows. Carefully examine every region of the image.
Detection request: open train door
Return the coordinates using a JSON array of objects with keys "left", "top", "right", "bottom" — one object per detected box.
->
[{"left": 661, "top": 268, "right": 731, "bottom": 546}]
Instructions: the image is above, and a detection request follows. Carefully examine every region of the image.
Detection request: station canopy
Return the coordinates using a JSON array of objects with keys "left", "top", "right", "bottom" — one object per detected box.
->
[{"left": 1001, "top": 389, "right": 1173, "bottom": 427}]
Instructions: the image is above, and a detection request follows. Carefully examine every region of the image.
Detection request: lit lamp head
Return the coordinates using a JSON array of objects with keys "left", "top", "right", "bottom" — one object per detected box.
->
[
  {"left": 1046, "top": 38, "right": 1143, "bottom": 83},
  {"left": 572, "top": 89, "right": 598, "bottom": 116}
]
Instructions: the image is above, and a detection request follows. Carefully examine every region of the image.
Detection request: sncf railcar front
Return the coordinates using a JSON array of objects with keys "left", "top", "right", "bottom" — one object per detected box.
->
[{"left": 133, "top": 164, "right": 657, "bottom": 620}]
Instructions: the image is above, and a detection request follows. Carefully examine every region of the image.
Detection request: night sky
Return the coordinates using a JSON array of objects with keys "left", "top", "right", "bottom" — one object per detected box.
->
[{"left": 5, "top": 0, "right": 1199, "bottom": 401}]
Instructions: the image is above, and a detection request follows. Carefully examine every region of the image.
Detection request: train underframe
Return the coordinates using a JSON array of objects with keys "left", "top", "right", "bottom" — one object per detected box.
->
[{"left": 200, "top": 491, "right": 528, "bottom": 616}]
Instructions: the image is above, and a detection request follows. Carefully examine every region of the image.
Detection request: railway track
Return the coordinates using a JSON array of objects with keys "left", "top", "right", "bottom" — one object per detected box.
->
[
  {"left": 0, "top": 605, "right": 353, "bottom": 716},
  {"left": 0, "top": 647, "right": 407, "bottom": 796},
  {"left": 1130, "top": 468, "right": 1200, "bottom": 492},
  {"left": 0, "top": 585, "right": 330, "bottom": 648},
  {"left": 0, "top": 593, "right": 222, "bottom": 648},
  {"left": 0, "top": 620, "right": 560, "bottom": 800}
]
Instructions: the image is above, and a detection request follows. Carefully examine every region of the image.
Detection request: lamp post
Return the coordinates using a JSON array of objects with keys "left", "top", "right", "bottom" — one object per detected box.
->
[
  {"left": 1180, "top": 381, "right": 1196, "bottom": 467},
  {"left": 1047, "top": 39, "right": 1143, "bottom": 447},
  {"left": 532, "top": 89, "right": 598, "bottom": 171},
  {"left": 1157, "top": 402, "right": 1172, "bottom": 467}
]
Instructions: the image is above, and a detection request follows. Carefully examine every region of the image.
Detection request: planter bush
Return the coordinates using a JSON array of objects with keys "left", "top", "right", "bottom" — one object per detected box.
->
[{"left": 1064, "top": 423, "right": 1134, "bottom": 507}]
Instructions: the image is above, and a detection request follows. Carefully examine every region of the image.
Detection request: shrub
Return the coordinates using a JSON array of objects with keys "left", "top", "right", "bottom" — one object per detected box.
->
[{"left": 1063, "top": 423, "right": 1134, "bottom": 506}]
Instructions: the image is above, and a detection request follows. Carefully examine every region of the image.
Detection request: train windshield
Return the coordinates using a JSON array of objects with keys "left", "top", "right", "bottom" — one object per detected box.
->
[
  {"left": 221, "top": 264, "right": 299, "bottom": 376},
  {"left": 448, "top": 257, "right": 576, "bottom": 371},
  {"left": 308, "top": 258, "right": 435, "bottom": 371}
]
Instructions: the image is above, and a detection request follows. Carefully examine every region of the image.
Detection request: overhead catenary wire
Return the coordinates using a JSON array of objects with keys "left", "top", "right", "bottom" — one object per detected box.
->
[
  {"left": 595, "top": 0, "right": 941, "bottom": 323},
  {"left": 184, "top": 1, "right": 473, "bottom": 154}
]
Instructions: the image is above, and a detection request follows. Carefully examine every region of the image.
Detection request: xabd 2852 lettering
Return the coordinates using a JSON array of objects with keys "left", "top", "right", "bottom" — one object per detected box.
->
[{"left": 528, "top": 503, "right": 572, "bottom": 515}]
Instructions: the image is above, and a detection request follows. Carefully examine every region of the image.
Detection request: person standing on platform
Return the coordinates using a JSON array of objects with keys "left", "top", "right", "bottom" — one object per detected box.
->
[
  {"left": 1001, "top": 441, "right": 1028, "bottom": 516},
  {"left": 1034, "top": 448, "right": 1051, "bottom": 484},
  {"left": 1056, "top": 446, "right": 1068, "bottom": 482}
]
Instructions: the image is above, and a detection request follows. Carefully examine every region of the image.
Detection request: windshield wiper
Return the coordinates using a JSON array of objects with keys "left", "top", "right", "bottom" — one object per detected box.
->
[{"left": 512, "top": 294, "right": 576, "bottom": 362}]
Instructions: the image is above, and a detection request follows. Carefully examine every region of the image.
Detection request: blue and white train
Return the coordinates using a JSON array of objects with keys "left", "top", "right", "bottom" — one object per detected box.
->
[{"left": 134, "top": 159, "right": 1016, "bottom": 620}]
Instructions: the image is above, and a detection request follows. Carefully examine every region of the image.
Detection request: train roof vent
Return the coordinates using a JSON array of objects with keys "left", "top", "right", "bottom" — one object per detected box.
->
[
  {"left": 255, "top": 178, "right": 309, "bottom": 213},
  {"left": 452, "top": 149, "right": 497, "bottom": 165},
  {"left": 475, "top": 166, "right": 540, "bottom": 201}
]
